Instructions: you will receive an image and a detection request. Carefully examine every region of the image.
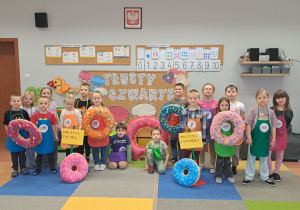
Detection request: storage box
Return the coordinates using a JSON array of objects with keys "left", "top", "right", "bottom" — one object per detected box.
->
[
  {"left": 249, "top": 67, "right": 262, "bottom": 74},
  {"left": 262, "top": 67, "right": 271, "bottom": 74},
  {"left": 266, "top": 48, "right": 279, "bottom": 61},
  {"left": 281, "top": 67, "right": 290, "bottom": 74},
  {"left": 271, "top": 66, "right": 281, "bottom": 74}
]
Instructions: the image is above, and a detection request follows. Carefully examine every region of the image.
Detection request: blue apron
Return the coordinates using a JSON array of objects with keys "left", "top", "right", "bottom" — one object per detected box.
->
[
  {"left": 6, "top": 109, "right": 27, "bottom": 152},
  {"left": 109, "top": 137, "right": 127, "bottom": 162},
  {"left": 34, "top": 112, "right": 54, "bottom": 154}
]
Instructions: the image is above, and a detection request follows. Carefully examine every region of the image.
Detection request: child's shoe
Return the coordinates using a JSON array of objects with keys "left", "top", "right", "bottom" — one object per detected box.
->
[
  {"left": 242, "top": 178, "right": 251, "bottom": 185},
  {"left": 210, "top": 166, "right": 215, "bottom": 174},
  {"left": 85, "top": 156, "right": 90, "bottom": 163},
  {"left": 269, "top": 173, "right": 274, "bottom": 179},
  {"left": 273, "top": 173, "right": 281, "bottom": 182},
  {"left": 264, "top": 179, "right": 276, "bottom": 187},
  {"left": 99, "top": 164, "right": 106, "bottom": 171},
  {"left": 199, "top": 163, "right": 205, "bottom": 171},
  {"left": 11, "top": 170, "right": 18, "bottom": 178},
  {"left": 148, "top": 165, "right": 155, "bottom": 174},
  {"left": 21, "top": 168, "right": 29, "bottom": 175},
  {"left": 50, "top": 168, "right": 57, "bottom": 174},
  {"left": 33, "top": 169, "right": 41, "bottom": 176},
  {"left": 232, "top": 166, "right": 237, "bottom": 175},
  {"left": 94, "top": 164, "right": 100, "bottom": 171},
  {"left": 171, "top": 158, "right": 177, "bottom": 164},
  {"left": 227, "top": 177, "right": 235, "bottom": 184},
  {"left": 215, "top": 177, "right": 222, "bottom": 184}
]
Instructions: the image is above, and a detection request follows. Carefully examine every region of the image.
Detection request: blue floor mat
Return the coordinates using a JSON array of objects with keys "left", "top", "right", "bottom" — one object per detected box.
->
[
  {"left": 158, "top": 168, "right": 242, "bottom": 200},
  {"left": 0, "top": 167, "right": 91, "bottom": 197}
]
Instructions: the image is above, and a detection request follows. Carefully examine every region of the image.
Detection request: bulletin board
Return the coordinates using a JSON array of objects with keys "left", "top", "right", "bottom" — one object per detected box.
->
[
  {"left": 80, "top": 70, "right": 188, "bottom": 122},
  {"left": 136, "top": 45, "right": 224, "bottom": 72},
  {"left": 45, "top": 45, "right": 131, "bottom": 65}
]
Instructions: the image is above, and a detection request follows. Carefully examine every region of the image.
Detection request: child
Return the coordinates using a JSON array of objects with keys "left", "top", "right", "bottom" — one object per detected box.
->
[
  {"left": 214, "top": 97, "right": 235, "bottom": 184},
  {"left": 168, "top": 83, "right": 189, "bottom": 163},
  {"left": 225, "top": 85, "right": 246, "bottom": 175},
  {"left": 60, "top": 94, "right": 82, "bottom": 156},
  {"left": 267, "top": 90, "right": 293, "bottom": 181},
  {"left": 74, "top": 83, "right": 93, "bottom": 161},
  {"left": 30, "top": 96, "right": 58, "bottom": 175},
  {"left": 3, "top": 95, "right": 30, "bottom": 177},
  {"left": 21, "top": 91, "right": 38, "bottom": 169},
  {"left": 31, "top": 97, "right": 59, "bottom": 175},
  {"left": 88, "top": 91, "right": 110, "bottom": 171},
  {"left": 39, "top": 87, "right": 59, "bottom": 167},
  {"left": 243, "top": 89, "right": 277, "bottom": 186},
  {"left": 107, "top": 123, "right": 131, "bottom": 170},
  {"left": 199, "top": 83, "right": 218, "bottom": 173},
  {"left": 179, "top": 89, "right": 207, "bottom": 165},
  {"left": 144, "top": 127, "right": 169, "bottom": 174}
]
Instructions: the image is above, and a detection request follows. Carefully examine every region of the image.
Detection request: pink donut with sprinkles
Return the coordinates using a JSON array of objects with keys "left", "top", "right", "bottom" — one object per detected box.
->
[
  {"left": 60, "top": 153, "right": 89, "bottom": 183},
  {"left": 127, "top": 116, "right": 169, "bottom": 160},
  {"left": 7, "top": 119, "right": 42, "bottom": 148},
  {"left": 210, "top": 111, "right": 245, "bottom": 146}
]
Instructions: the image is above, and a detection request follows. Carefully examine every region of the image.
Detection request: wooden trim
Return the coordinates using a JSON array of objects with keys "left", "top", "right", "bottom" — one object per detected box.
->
[{"left": 240, "top": 73, "right": 290, "bottom": 77}]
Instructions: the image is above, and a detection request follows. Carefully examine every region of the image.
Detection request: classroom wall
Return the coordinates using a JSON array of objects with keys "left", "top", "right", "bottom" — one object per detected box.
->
[{"left": 1, "top": 0, "right": 299, "bottom": 132}]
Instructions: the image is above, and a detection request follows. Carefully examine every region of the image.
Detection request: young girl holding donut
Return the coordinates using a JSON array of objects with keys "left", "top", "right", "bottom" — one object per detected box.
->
[
  {"left": 21, "top": 91, "right": 38, "bottom": 169},
  {"left": 60, "top": 94, "right": 82, "bottom": 156},
  {"left": 39, "top": 87, "right": 59, "bottom": 167},
  {"left": 243, "top": 89, "right": 277, "bottom": 187},
  {"left": 214, "top": 97, "right": 235, "bottom": 184},
  {"left": 88, "top": 91, "right": 109, "bottom": 171},
  {"left": 267, "top": 90, "right": 293, "bottom": 181},
  {"left": 199, "top": 83, "right": 218, "bottom": 173}
]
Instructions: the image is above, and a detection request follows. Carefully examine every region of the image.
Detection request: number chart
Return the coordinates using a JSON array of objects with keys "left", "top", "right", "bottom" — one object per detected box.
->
[{"left": 136, "top": 45, "right": 224, "bottom": 72}]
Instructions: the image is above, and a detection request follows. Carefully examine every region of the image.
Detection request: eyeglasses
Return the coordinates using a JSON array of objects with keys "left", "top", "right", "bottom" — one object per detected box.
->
[{"left": 24, "top": 98, "right": 33, "bottom": 101}]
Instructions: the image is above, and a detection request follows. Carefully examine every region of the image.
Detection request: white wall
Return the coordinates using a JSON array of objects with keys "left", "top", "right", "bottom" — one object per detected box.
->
[{"left": 1, "top": 0, "right": 299, "bottom": 131}]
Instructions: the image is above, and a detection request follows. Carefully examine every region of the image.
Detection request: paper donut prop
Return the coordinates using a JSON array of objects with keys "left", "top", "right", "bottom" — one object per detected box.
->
[
  {"left": 60, "top": 153, "right": 89, "bottom": 183},
  {"left": 7, "top": 119, "right": 42, "bottom": 148},
  {"left": 82, "top": 107, "right": 115, "bottom": 139},
  {"left": 210, "top": 111, "right": 245, "bottom": 146},
  {"left": 127, "top": 116, "right": 169, "bottom": 160},
  {"left": 173, "top": 158, "right": 200, "bottom": 187},
  {"left": 159, "top": 104, "right": 183, "bottom": 135}
]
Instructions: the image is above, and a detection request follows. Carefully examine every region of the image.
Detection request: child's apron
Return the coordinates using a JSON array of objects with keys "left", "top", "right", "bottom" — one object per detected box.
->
[
  {"left": 60, "top": 109, "right": 79, "bottom": 149},
  {"left": 184, "top": 109, "right": 203, "bottom": 151},
  {"left": 34, "top": 112, "right": 54, "bottom": 154},
  {"left": 6, "top": 109, "right": 27, "bottom": 152},
  {"left": 214, "top": 121, "right": 235, "bottom": 157},
  {"left": 250, "top": 108, "right": 271, "bottom": 157},
  {"left": 109, "top": 138, "right": 127, "bottom": 162},
  {"left": 270, "top": 110, "right": 287, "bottom": 151}
]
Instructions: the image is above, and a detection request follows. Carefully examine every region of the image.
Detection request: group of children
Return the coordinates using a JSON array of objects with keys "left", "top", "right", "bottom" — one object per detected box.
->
[
  {"left": 164, "top": 82, "right": 293, "bottom": 187},
  {"left": 4, "top": 82, "right": 293, "bottom": 188}
]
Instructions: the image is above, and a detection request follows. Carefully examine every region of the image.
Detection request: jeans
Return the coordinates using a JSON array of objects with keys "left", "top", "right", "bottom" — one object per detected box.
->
[
  {"left": 170, "top": 136, "right": 182, "bottom": 159},
  {"left": 92, "top": 146, "right": 107, "bottom": 165},
  {"left": 215, "top": 155, "right": 233, "bottom": 178},
  {"left": 25, "top": 148, "right": 35, "bottom": 167},
  {"left": 11, "top": 151, "right": 26, "bottom": 170}
]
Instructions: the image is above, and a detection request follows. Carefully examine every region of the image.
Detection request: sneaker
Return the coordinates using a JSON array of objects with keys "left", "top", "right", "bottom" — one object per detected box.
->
[
  {"left": 33, "top": 169, "right": 41, "bottom": 176},
  {"left": 269, "top": 173, "right": 275, "bottom": 179},
  {"left": 215, "top": 177, "right": 222, "bottom": 184},
  {"left": 171, "top": 158, "right": 178, "bottom": 164},
  {"left": 273, "top": 173, "right": 281, "bottom": 182},
  {"left": 94, "top": 164, "right": 100, "bottom": 171},
  {"left": 85, "top": 156, "right": 90, "bottom": 163},
  {"left": 242, "top": 178, "right": 251, "bottom": 185},
  {"left": 199, "top": 164, "right": 205, "bottom": 171},
  {"left": 99, "top": 164, "right": 106, "bottom": 171},
  {"left": 21, "top": 168, "right": 29, "bottom": 175},
  {"left": 50, "top": 168, "right": 57, "bottom": 174},
  {"left": 227, "top": 177, "right": 236, "bottom": 184},
  {"left": 11, "top": 170, "right": 18, "bottom": 178},
  {"left": 232, "top": 166, "right": 237, "bottom": 175},
  {"left": 148, "top": 165, "right": 155, "bottom": 174},
  {"left": 264, "top": 179, "right": 276, "bottom": 187},
  {"left": 210, "top": 168, "right": 215, "bottom": 174}
]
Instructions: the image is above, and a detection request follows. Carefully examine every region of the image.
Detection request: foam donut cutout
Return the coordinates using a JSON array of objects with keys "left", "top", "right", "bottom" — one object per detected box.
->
[
  {"left": 126, "top": 116, "right": 169, "bottom": 160},
  {"left": 7, "top": 119, "right": 42, "bottom": 148},
  {"left": 60, "top": 153, "right": 89, "bottom": 183},
  {"left": 173, "top": 158, "right": 200, "bottom": 187},
  {"left": 210, "top": 111, "right": 245, "bottom": 146},
  {"left": 159, "top": 104, "right": 183, "bottom": 135},
  {"left": 82, "top": 107, "right": 115, "bottom": 139}
]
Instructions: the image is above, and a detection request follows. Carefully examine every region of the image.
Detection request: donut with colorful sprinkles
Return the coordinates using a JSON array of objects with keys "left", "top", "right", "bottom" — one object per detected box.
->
[{"left": 159, "top": 104, "right": 183, "bottom": 135}]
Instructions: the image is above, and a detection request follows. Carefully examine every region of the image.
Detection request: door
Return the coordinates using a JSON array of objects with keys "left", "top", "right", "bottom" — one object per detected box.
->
[{"left": 0, "top": 38, "right": 21, "bottom": 142}]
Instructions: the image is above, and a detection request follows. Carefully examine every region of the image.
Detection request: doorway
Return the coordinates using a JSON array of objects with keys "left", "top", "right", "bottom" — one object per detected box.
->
[{"left": 0, "top": 38, "right": 21, "bottom": 143}]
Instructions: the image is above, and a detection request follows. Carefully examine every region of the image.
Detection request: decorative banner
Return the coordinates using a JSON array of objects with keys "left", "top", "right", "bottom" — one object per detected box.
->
[
  {"left": 61, "top": 129, "right": 84, "bottom": 145},
  {"left": 179, "top": 131, "right": 203, "bottom": 149}
]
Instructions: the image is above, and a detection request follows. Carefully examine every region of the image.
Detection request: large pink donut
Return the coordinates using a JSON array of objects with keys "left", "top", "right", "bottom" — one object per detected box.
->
[
  {"left": 127, "top": 116, "right": 169, "bottom": 160},
  {"left": 60, "top": 153, "right": 89, "bottom": 183},
  {"left": 7, "top": 119, "right": 42, "bottom": 148},
  {"left": 210, "top": 111, "right": 245, "bottom": 146}
]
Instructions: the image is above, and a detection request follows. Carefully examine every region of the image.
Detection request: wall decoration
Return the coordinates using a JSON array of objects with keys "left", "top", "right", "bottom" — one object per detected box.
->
[
  {"left": 47, "top": 76, "right": 79, "bottom": 95},
  {"left": 124, "top": 7, "right": 142, "bottom": 29},
  {"left": 109, "top": 106, "right": 130, "bottom": 123},
  {"left": 131, "top": 103, "right": 156, "bottom": 117}
]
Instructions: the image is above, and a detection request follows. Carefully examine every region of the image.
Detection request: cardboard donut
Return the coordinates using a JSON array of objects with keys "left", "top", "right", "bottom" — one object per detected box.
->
[
  {"left": 159, "top": 104, "right": 183, "bottom": 135},
  {"left": 173, "top": 158, "right": 200, "bottom": 187},
  {"left": 7, "top": 119, "right": 42, "bottom": 148}
]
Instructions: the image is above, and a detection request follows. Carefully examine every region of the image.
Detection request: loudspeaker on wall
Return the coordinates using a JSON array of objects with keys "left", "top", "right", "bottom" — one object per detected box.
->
[{"left": 35, "top": 13, "right": 48, "bottom": 28}]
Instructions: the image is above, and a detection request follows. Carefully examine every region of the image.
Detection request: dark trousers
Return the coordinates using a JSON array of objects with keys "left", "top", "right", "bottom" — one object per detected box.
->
[
  {"left": 215, "top": 155, "right": 233, "bottom": 178},
  {"left": 11, "top": 151, "right": 26, "bottom": 170},
  {"left": 75, "top": 136, "right": 91, "bottom": 156},
  {"left": 36, "top": 152, "right": 55, "bottom": 169},
  {"left": 66, "top": 146, "right": 81, "bottom": 156},
  {"left": 182, "top": 149, "right": 200, "bottom": 165}
]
